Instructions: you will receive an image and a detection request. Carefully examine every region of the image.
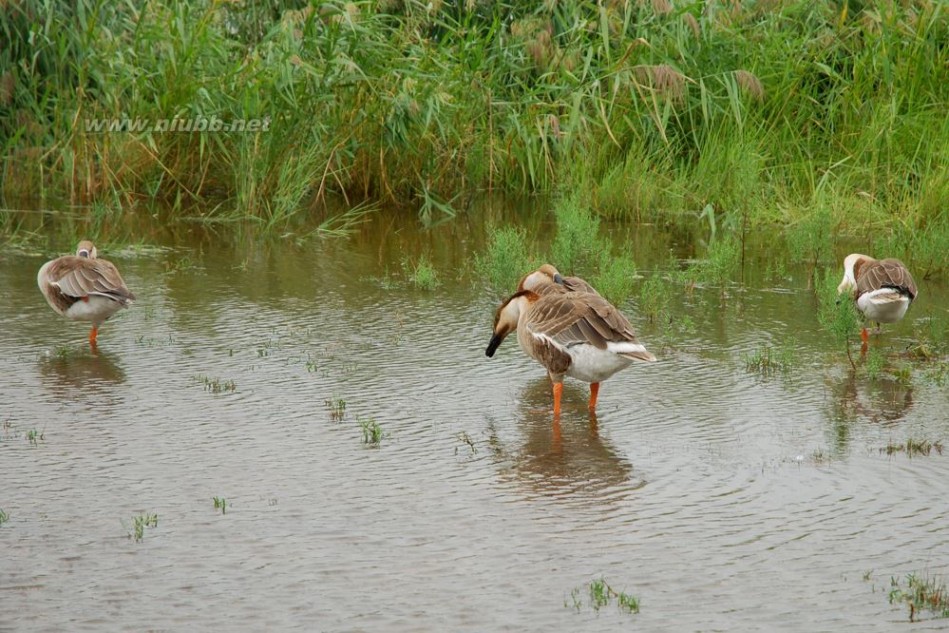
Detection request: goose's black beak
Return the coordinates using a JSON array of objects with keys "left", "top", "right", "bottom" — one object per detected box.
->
[
  {"left": 485, "top": 334, "right": 503, "bottom": 357},
  {"left": 553, "top": 273, "right": 564, "bottom": 285}
]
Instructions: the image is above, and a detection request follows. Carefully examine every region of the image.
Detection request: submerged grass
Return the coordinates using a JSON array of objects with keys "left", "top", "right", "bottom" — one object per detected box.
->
[
  {"left": 880, "top": 439, "right": 945, "bottom": 458},
  {"left": 3, "top": 0, "right": 949, "bottom": 239},
  {"left": 567, "top": 578, "right": 639, "bottom": 615},
  {"left": 889, "top": 573, "right": 949, "bottom": 622},
  {"left": 127, "top": 513, "right": 158, "bottom": 542}
]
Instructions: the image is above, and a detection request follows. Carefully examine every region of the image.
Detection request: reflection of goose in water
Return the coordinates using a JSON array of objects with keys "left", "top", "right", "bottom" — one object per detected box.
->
[
  {"left": 488, "top": 378, "right": 644, "bottom": 501},
  {"left": 38, "top": 348, "right": 127, "bottom": 399},
  {"left": 827, "top": 370, "right": 914, "bottom": 428}
]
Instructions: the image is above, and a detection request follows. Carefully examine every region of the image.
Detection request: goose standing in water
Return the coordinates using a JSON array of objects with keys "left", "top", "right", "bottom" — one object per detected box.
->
[
  {"left": 837, "top": 253, "right": 917, "bottom": 343},
  {"left": 486, "top": 287, "right": 656, "bottom": 416},
  {"left": 37, "top": 240, "right": 135, "bottom": 348}
]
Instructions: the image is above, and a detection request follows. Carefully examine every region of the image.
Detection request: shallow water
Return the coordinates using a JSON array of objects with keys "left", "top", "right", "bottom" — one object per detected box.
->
[{"left": 2, "top": 204, "right": 949, "bottom": 631}]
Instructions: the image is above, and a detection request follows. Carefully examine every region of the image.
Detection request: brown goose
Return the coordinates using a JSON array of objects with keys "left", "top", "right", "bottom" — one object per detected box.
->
[
  {"left": 837, "top": 253, "right": 917, "bottom": 342},
  {"left": 486, "top": 288, "right": 655, "bottom": 415},
  {"left": 37, "top": 240, "right": 135, "bottom": 347},
  {"left": 517, "top": 263, "right": 599, "bottom": 295}
]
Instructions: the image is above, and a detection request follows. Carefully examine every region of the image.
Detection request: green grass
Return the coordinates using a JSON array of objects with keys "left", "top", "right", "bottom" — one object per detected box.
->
[
  {"left": 881, "top": 439, "right": 945, "bottom": 458},
  {"left": 475, "top": 226, "right": 535, "bottom": 294},
  {"left": 192, "top": 374, "right": 237, "bottom": 394},
  {"left": 817, "top": 267, "right": 861, "bottom": 370},
  {"left": 359, "top": 417, "right": 384, "bottom": 446},
  {"left": 4, "top": 0, "right": 949, "bottom": 238},
  {"left": 568, "top": 578, "right": 639, "bottom": 615},
  {"left": 212, "top": 497, "right": 227, "bottom": 514},
  {"left": 128, "top": 513, "right": 159, "bottom": 542},
  {"left": 324, "top": 395, "right": 347, "bottom": 422},
  {"left": 0, "top": 509, "right": 8, "bottom": 526},
  {"left": 742, "top": 341, "right": 795, "bottom": 376},
  {"left": 406, "top": 254, "right": 440, "bottom": 290},
  {"left": 889, "top": 573, "right": 949, "bottom": 622}
]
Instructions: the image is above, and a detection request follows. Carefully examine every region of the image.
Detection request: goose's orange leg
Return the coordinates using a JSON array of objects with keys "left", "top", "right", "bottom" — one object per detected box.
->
[
  {"left": 552, "top": 382, "right": 563, "bottom": 417},
  {"left": 860, "top": 327, "right": 869, "bottom": 344},
  {"left": 588, "top": 382, "right": 600, "bottom": 411},
  {"left": 89, "top": 326, "right": 99, "bottom": 348}
]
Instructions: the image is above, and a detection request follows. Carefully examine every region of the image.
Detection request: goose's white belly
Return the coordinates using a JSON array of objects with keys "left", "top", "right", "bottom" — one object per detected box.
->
[
  {"left": 564, "top": 343, "right": 633, "bottom": 383},
  {"left": 857, "top": 290, "right": 910, "bottom": 323},
  {"left": 63, "top": 296, "right": 125, "bottom": 323}
]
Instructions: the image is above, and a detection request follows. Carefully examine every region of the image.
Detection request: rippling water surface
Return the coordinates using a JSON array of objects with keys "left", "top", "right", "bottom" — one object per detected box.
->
[{"left": 2, "top": 207, "right": 948, "bottom": 631}]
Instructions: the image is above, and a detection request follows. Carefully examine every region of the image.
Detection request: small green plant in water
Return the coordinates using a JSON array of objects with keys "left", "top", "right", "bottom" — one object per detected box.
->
[
  {"left": 550, "top": 194, "right": 602, "bottom": 274},
  {"left": 685, "top": 233, "right": 741, "bottom": 290},
  {"left": 865, "top": 348, "right": 885, "bottom": 380},
  {"left": 26, "top": 429, "right": 44, "bottom": 445},
  {"left": 359, "top": 417, "right": 384, "bottom": 446},
  {"left": 638, "top": 274, "right": 671, "bottom": 324},
  {"left": 193, "top": 374, "right": 237, "bottom": 394},
  {"left": 590, "top": 250, "right": 637, "bottom": 306},
  {"left": 889, "top": 573, "right": 949, "bottom": 622},
  {"left": 213, "top": 497, "right": 227, "bottom": 514},
  {"left": 128, "top": 513, "right": 159, "bottom": 542},
  {"left": 324, "top": 396, "right": 347, "bottom": 421},
  {"left": 881, "top": 439, "right": 944, "bottom": 458},
  {"left": 817, "top": 268, "right": 861, "bottom": 370},
  {"left": 475, "top": 226, "right": 535, "bottom": 294},
  {"left": 568, "top": 578, "right": 640, "bottom": 615},
  {"left": 407, "top": 254, "right": 439, "bottom": 290},
  {"left": 0, "top": 508, "right": 8, "bottom": 526}
]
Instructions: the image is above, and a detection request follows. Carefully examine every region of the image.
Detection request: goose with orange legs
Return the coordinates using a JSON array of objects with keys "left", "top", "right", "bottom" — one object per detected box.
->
[
  {"left": 486, "top": 287, "right": 655, "bottom": 416},
  {"left": 837, "top": 253, "right": 917, "bottom": 344},
  {"left": 38, "top": 240, "right": 135, "bottom": 348}
]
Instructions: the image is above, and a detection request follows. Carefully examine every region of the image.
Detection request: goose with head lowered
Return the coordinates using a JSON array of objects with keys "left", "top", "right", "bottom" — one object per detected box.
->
[
  {"left": 37, "top": 240, "right": 135, "bottom": 348},
  {"left": 837, "top": 253, "right": 917, "bottom": 343},
  {"left": 486, "top": 287, "right": 655, "bottom": 416}
]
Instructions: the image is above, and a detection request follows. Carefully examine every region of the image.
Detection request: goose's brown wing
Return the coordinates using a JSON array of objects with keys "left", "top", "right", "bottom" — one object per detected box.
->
[
  {"left": 562, "top": 275, "right": 599, "bottom": 295},
  {"left": 526, "top": 292, "right": 647, "bottom": 351},
  {"left": 46, "top": 256, "right": 135, "bottom": 304},
  {"left": 857, "top": 259, "right": 917, "bottom": 300}
]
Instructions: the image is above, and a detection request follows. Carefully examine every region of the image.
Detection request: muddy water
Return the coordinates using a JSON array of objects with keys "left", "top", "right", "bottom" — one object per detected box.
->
[{"left": 2, "top": 204, "right": 948, "bottom": 631}]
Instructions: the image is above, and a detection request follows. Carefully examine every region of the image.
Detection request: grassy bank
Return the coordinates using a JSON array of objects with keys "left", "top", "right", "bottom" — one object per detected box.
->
[{"left": 2, "top": 0, "right": 948, "bottom": 234}]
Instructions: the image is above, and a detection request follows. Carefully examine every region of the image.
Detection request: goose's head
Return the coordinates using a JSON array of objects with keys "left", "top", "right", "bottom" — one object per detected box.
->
[
  {"left": 517, "top": 264, "right": 565, "bottom": 293},
  {"left": 485, "top": 291, "right": 535, "bottom": 357},
  {"left": 76, "top": 240, "right": 98, "bottom": 259},
  {"left": 837, "top": 253, "right": 874, "bottom": 296}
]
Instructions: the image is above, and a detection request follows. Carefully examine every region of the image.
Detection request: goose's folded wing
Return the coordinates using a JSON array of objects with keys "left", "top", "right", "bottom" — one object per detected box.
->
[
  {"left": 48, "top": 258, "right": 135, "bottom": 303},
  {"left": 858, "top": 259, "right": 917, "bottom": 299}
]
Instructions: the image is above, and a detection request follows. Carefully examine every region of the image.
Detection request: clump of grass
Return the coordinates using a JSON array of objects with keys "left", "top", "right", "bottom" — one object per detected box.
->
[
  {"left": 359, "top": 417, "right": 384, "bottom": 446},
  {"left": 475, "top": 226, "right": 535, "bottom": 294},
  {"left": 456, "top": 431, "right": 477, "bottom": 455},
  {"left": 406, "top": 254, "right": 439, "bottom": 290},
  {"left": 881, "top": 439, "right": 944, "bottom": 458},
  {"left": 865, "top": 348, "right": 886, "bottom": 380},
  {"left": 212, "top": 497, "right": 227, "bottom": 514},
  {"left": 684, "top": 231, "right": 742, "bottom": 290},
  {"left": 741, "top": 342, "right": 795, "bottom": 376},
  {"left": 26, "top": 428, "right": 45, "bottom": 445},
  {"left": 128, "top": 513, "right": 158, "bottom": 542},
  {"left": 817, "top": 268, "right": 861, "bottom": 370},
  {"left": 192, "top": 374, "right": 236, "bottom": 394},
  {"left": 786, "top": 202, "right": 835, "bottom": 282},
  {"left": 589, "top": 250, "right": 637, "bottom": 306},
  {"left": 0, "top": 508, "right": 8, "bottom": 526},
  {"left": 638, "top": 274, "right": 671, "bottom": 324},
  {"left": 889, "top": 573, "right": 949, "bottom": 622},
  {"left": 550, "top": 194, "right": 602, "bottom": 274},
  {"left": 567, "top": 578, "right": 640, "bottom": 615},
  {"left": 324, "top": 396, "right": 347, "bottom": 422}
]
